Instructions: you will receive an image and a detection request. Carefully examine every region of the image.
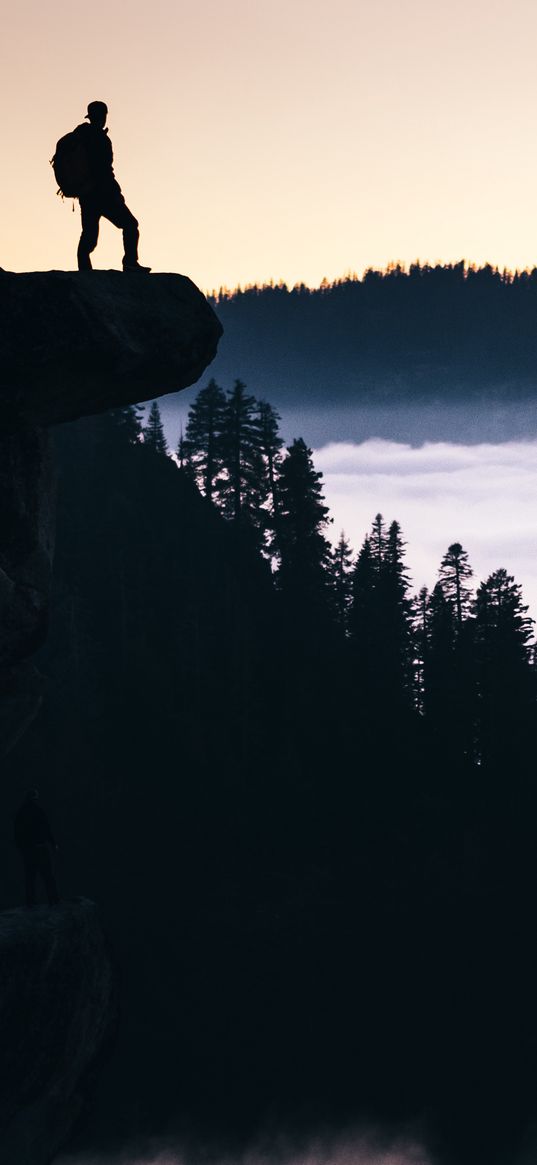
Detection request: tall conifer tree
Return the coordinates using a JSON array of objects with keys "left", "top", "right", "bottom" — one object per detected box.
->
[
  {"left": 275, "top": 437, "right": 332, "bottom": 608},
  {"left": 330, "top": 531, "right": 354, "bottom": 630},
  {"left": 258, "top": 399, "right": 284, "bottom": 518},
  {"left": 424, "top": 582, "right": 457, "bottom": 728},
  {"left": 183, "top": 378, "right": 226, "bottom": 501},
  {"left": 412, "top": 585, "right": 430, "bottom": 713},
  {"left": 349, "top": 515, "right": 413, "bottom": 705},
  {"left": 438, "top": 542, "right": 473, "bottom": 626},
  {"left": 370, "top": 512, "right": 387, "bottom": 572},
  {"left": 474, "top": 568, "right": 535, "bottom": 767},
  {"left": 143, "top": 401, "right": 168, "bottom": 455},
  {"left": 217, "top": 379, "right": 266, "bottom": 525},
  {"left": 349, "top": 535, "right": 376, "bottom": 648}
]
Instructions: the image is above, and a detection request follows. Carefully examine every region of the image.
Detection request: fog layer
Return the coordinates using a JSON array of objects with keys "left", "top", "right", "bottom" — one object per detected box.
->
[{"left": 316, "top": 437, "right": 537, "bottom": 617}]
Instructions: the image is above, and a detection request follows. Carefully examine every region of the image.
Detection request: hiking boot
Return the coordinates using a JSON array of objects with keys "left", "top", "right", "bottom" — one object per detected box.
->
[{"left": 123, "top": 261, "right": 151, "bottom": 273}]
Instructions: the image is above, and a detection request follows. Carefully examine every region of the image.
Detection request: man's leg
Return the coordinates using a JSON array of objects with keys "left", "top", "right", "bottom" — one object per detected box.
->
[
  {"left": 78, "top": 200, "right": 101, "bottom": 271},
  {"left": 102, "top": 194, "right": 139, "bottom": 266},
  {"left": 122, "top": 208, "right": 140, "bottom": 267}
]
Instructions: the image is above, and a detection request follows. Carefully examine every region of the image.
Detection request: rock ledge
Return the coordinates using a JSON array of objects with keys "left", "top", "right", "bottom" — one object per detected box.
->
[{"left": 0, "top": 269, "right": 223, "bottom": 426}]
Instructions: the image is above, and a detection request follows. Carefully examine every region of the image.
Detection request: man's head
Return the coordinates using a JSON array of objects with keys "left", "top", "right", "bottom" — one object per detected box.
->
[
  {"left": 25, "top": 789, "right": 39, "bottom": 802},
  {"left": 85, "top": 100, "right": 108, "bottom": 128}
]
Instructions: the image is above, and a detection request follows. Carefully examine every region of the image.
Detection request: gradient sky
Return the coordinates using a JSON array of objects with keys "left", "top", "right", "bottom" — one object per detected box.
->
[{"left": 3, "top": 0, "right": 537, "bottom": 289}]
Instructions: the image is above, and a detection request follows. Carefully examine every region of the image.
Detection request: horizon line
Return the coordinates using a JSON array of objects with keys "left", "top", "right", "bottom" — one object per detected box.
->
[{"left": 204, "top": 258, "right": 537, "bottom": 299}]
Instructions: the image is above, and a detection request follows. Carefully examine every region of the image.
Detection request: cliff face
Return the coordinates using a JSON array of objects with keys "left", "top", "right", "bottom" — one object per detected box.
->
[
  {"left": 0, "top": 899, "right": 116, "bottom": 1165},
  {"left": 0, "top": 269, "right": 222, "bottom": 753},
  {"left": 0, "top": 428, "right": 54, "bottom": 669},
  {"left": 0, "top": 270, "right": 223, "bottom": 426}
]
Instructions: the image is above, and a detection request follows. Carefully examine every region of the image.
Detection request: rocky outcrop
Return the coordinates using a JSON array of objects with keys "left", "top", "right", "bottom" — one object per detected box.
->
[
  {"left": 0, "top": 270, "right": 222, "bottom": 752},
  {"left": 0, "top": 270, "right": 223, "bottom": 426},
  {"left": 0, "top": 899, "right": 116, "bottom": 1164},
  {"left": 0, "top": 426, "right": 55, "bottom": 667}
]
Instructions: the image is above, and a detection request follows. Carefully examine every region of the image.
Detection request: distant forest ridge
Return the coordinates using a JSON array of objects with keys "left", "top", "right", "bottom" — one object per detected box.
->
[
  {"left": 209, "top": 260, "right": 537, "bottom": 299},
  {"left": 207, "top": 262, "right": 537, "bottom": 404}
]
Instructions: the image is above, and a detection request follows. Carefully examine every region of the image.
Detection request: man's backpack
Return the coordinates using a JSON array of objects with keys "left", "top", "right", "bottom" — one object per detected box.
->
[{"left": 51, "top": 131, "right": 92, "bottom": 199}]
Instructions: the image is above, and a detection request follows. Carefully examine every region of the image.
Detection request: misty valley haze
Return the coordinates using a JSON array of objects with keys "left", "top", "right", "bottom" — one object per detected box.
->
[
  {"left": 158, "top": 397, "right": 537, "bottom": 620},
  {"left": 315, "top": 436, "right": 537, "bottom": 620},
  {"left": 57, "top": 1129, "right": 433, "bottom": 1165}
]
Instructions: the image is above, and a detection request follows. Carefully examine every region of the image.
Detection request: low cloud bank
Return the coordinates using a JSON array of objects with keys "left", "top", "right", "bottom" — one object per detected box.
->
[{"left": 315, "top": 438, "right": 537, "bottom": 618}]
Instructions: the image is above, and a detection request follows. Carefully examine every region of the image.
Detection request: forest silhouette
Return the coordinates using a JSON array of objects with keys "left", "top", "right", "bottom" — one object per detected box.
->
[
  {"left": 209, "top": 263, "right": 537, "bottom": 405},
  {"left": 5, "top": 385, "right": 537, "bottom": 1165}
]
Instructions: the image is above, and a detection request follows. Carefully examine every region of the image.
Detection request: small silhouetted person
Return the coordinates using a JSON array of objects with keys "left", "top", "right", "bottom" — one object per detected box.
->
[
  {"left": 14, "top": 789, "right": 60, "bottom": 907},
  {"left": 75, "top": 100, "right": 150, "bottom": 273}
]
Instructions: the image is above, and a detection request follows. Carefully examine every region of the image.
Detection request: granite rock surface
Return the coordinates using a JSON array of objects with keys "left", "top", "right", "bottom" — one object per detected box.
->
[{"left": 0, "top": 898, "right": 116, "bottom": 1164}]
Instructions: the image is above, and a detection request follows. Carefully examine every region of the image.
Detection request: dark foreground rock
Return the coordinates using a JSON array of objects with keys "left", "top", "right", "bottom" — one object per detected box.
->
[
  {"left": 0, "top": 269, "right": 222, "bottom": 752},
  {"left": 0, "top": 898, "right": 116, "bottom": 1164},
  {"left": 0, "top": 426, "right": 55, "bottom": 669},
  {"left": 0, "top": 269, "right": 223, "bottom": 426}
]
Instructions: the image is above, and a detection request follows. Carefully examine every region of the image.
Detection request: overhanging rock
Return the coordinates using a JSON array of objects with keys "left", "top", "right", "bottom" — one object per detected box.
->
[
  {"left": 0, "top": 899, "right": 116, "bottom": 1164},
  {"left": 0, "top": 269, "right": 223, "bottom": 426},
  {"left": 0, "top": 269, "right": 223, "bottom": 753}
]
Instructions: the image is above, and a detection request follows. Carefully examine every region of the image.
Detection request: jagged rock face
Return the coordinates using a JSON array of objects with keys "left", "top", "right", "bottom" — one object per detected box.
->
[
  {"left": 0, "top": 269, "right": 222, "bottom": 753},
  {"left": 0, "top": 426, "right": 55, "bottom": 753},
  {"left": 0, "top": 898, "right": 116, "bottom": 1164},
  {"left": 0, "top": 270, "right": 223, "bottom": 426},
  {"left": 0, "top": 426, "right": 55, "bottom": 668}
]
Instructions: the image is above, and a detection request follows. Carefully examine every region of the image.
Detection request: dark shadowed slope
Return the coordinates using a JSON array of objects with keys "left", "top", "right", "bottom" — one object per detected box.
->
[
  {"left": 0, "top": 269, "right": 222, "bottom": 754},
  {"left": 0, "top": 899, "right": 115, "bottom": 1165}
]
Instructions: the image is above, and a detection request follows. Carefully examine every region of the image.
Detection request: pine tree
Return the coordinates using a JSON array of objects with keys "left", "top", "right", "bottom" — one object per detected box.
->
[
  {"left": 258, "top": 399, "right": 284, "bottom": 517},
  {"left": 275, "top": 437, "right": 332, "bottom": 609},
  {"left": 378, "top": 519, "right": 413, "bottom": 700},
  {"left": 422, "top": 579, "right": 476, "bottom": 761},
  {"left": 474, "top": 569, "right": 533, "bottom": 656},
  {"left": 370, "top": 512, "right": 387, "bottom": 572},
  {"left": 110, "top": 404, "right": 143, "bottom": 444},
  {"left": 386, "top": 521, "right": 410, "bottom": 593},
  {"left": 412, "top": 585, "right": 429, "bottom": 714},
  {"left": 176, "top": 426, "right": 187, "bottom": 469},
  {"left": 474, "top": 568, "right": 535, "bottom": 768},
  {"left": 217, "top": 379, "right": 266, "bottom": 525},
  {"left": 330, "top": 531, "right": 354, "bottom": 629},
  {"left": 175, "top": 426, "right": 195, "bottom": 483},
  {"left": 424, "top": 581, "right": 457, "bottom": 727},
  {"left": 348, "top": 516, "right": 413, "bottom": 705},
  {"left": 438, "top": 542, "right": 473, "bottom": 626},
  {"left": 348, "top": 535, "right": 376, "bottom": 645},
  {"left": 183, "top": 378, "right": 226, "bottom": 501},
  {"left": 143, "top": 400, "right": 168, "bottom": 455}
]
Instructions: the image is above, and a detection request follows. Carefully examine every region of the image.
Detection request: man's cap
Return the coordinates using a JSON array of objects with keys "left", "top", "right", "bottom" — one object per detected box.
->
[{"left": 85, "top": 100, "right": 108, "bottom": 119}]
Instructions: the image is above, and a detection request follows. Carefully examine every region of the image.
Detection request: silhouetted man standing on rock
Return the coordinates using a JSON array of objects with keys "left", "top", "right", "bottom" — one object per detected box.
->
[
  {"left": 75, "top": 100, "right": 150, "bottom": 273},
  {"left": 14, "top": 790, "right": 60, "bottom": 907}
]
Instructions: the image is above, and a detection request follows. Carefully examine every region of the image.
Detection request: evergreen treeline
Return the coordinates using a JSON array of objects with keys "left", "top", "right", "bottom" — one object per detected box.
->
[
  {"left": 168, "top": 381, "right": 537, "bottom": 765},
  {"left": 208, "top": 263, "right": 537, "bottom": 402},
  {"left": 4, "top": 390, "right": 537, "bottom": 1165}
]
